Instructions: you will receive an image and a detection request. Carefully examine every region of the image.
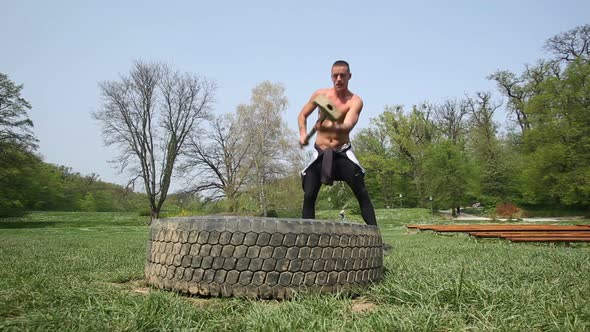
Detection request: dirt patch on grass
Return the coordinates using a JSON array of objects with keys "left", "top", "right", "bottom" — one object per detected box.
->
[
  {"left": 126, "top": 280, "right": 152, "bottom": 295},
  {"left": 350, "top": 297, "right": 377, "bottom": 314},
  {"left": 132, "top": 286, "right": 151, "bottom": 295},
  {"left": 107, "top": 278, "right": 151, "bottom": 295},
  {"left": 184, "top": 297, "right": 213, "bottom": 308}
]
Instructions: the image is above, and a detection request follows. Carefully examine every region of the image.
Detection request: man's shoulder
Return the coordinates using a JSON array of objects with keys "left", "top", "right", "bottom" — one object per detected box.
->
[
  {"left": 313, "top": 88, "right": 333, "bottom": 96},
  {"left": 349, "top": 93, "right": 363, "bottom": 109}
]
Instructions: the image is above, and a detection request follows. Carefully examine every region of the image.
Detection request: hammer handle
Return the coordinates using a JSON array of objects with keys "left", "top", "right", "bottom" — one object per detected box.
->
[{"left": 302, "top": 112, "right": 327, "bottom": 146}]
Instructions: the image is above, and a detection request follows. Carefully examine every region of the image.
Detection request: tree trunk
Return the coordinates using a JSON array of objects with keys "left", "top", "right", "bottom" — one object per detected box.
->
[
  {"left": 227, "top": 195, "right": 237, "bottom": 213},
  {"left": 150, "top": 207, "right": 160, "bottom": 223},
  {"left": 259, "top": 177, "right": 267, "bottom": 216}
]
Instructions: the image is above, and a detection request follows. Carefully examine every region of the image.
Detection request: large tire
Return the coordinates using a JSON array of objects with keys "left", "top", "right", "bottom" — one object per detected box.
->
[{"left": 145, "top": 216, "right": 383, "bottom": 299}]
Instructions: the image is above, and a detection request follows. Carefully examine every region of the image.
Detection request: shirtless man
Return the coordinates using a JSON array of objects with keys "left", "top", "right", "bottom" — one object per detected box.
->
[{"left": 298, "top": 60, "right": 377, "bottom": 226}]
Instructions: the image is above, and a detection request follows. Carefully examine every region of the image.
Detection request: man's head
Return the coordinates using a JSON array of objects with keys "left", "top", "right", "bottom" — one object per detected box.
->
[{"left": 331, "top": 60, "right": 351, "bottom": 93}]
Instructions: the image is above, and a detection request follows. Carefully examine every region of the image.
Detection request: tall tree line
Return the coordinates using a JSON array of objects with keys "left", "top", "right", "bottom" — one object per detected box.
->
[
  {"left": 0, "top": 72, "right": 147, "bottom": 217},
  {"left": 352, "top": 24, "right": 590, "bottom": 213}
]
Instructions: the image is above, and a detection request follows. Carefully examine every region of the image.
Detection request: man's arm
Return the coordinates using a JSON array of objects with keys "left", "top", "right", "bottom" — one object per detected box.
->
[{"left": 298, "top": 90, "right": 322, "bottom": 145}]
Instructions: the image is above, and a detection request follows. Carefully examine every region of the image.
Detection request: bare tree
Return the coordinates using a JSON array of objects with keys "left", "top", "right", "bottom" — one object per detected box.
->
[
  {"left": 544, "top": 24, "right": 590, "bottom": 63},
  {"left": 94, "top": 61, "right": 215, "bottom": 221},
  {"left": 180, "top": 113, "right": 253, "bottom": 211},
  {"left": 465, "top": 92, "right": 500, "bottom": 147},
  {"left": 432, "top": 99, "right": 469, "bottom": 143}
]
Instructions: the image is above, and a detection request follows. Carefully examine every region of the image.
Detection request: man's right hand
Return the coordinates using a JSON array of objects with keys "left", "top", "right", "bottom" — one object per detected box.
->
[{"left": 299, "top": 134, "right": 309, "bottom": 146}]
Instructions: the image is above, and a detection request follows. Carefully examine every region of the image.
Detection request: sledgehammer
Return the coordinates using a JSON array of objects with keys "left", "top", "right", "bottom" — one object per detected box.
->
[{"left": 301, "top": 94, "right": 343, "bottom": 146}]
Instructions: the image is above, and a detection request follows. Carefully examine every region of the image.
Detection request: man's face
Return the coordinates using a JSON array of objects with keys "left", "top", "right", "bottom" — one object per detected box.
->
[{"left": 331, "top": 65, "right": 351, "bottom": 92}]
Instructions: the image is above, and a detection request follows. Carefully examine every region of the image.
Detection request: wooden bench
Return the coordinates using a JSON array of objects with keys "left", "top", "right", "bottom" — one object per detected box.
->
[
  {"left": 468, "top": 231, "right": 590, "bottom": 236},
  {"left": 406, "top": 224, "right": 590, "bottom": 243},
  {"left": 508, "top": 237, "right": 590, "bottom": 243}
]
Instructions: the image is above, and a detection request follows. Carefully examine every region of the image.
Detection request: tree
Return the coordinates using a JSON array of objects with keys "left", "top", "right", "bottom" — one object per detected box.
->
[
  {"left": 353, "top": 126, "right": 402, "bottom": 208},
  {"left": 94, "top": 61, "right": 216, "bottom": 220},
  {"left": 544, "top": 24, "right": 590, "bottom": 63},
  {"left": 488, "top": 25, "right": 590, "bottom": 134},
  {"left": 432, "top": 99, "right": 468, "bottom": 143},
  {"left": 27, "top": 162, "right": 147, "bottom": 212},
  {"left": 180, "top": 81, "right": 301, "bottom": 215},
  {"left": 465, "top": 92, "right": 518, "bottom": 205},
  {"left": 181, "top": 113, "right": 253, "bottom": 212},
  {"left": 237, "top": 81, "right": 298, "bottom": 216},
  {"left": 488, "top": 60, "right": 560, "bottom": 134},
  {"left": 0, "top": 73, "right": 38, "bottom": 150},
  {"left": 377, "top": 104, "right": 437, "bottom": 206},
  {"left": 520, "top": 59, "right": 590, "bottom": 207},
  {"left": 263, "top": 170, "right": 306, "bottom": 214},
  {"left": 78, "top": 192, "right": 97, "bottom": 212},
  {"left": 423, "top": 139, "right": 474, "bottom": 216},
  {"left": 0, "top": 73, "right": 40, "bottom": 217},
  {"left": 0, "top": 147, "right": 42, "bottom": 217}
]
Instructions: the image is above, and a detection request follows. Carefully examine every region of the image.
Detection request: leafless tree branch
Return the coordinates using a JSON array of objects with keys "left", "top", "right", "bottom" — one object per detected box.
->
[{"left": 93, "top": 61, "right": 216, "bottom": 220}]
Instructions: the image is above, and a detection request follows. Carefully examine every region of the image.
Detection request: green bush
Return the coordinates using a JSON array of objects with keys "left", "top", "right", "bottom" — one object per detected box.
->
[
  {"left": 138, "top": 208, "right": 151, "bottom": 217},
  {"left": 0, "top": 200, "right": 27, "bottom": 218},
  {"left": 349, "top": 204, "right": 361, "bottom": 216},
  {"left": 78, "top": 193, "right": 97, "bottom": 212}
]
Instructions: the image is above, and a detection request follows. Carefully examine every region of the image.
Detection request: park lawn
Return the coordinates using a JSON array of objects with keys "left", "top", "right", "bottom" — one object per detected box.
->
[{"left": 0, "top": 210, "right": 589, "bottom": 331}]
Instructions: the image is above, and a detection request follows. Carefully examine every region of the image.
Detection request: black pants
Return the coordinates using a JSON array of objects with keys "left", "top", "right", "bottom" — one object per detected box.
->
[{"left": 302, "top": 152, "right": 377, "bottom": 226}]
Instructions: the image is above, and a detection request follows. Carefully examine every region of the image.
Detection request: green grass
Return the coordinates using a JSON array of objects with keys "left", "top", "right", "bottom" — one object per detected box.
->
[
  {"left": 523, "top": 208, "right": 590, "bottom": 218},
  {"left": 0, "top": 211, "right": 149, "bottom": 228},
  {"left": 1, "top": 210, "right": 589, "bottom": 331}
]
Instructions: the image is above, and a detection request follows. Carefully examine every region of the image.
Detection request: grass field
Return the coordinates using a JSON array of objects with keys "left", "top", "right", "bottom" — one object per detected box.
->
[{"left": 1, "top": 210, "right": 589, "bottom": 331}]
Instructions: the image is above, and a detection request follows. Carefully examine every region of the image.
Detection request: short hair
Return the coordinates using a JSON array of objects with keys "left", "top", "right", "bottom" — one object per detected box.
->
[{"left": 332, "top": 60, "right": 350, "bottom": 72}]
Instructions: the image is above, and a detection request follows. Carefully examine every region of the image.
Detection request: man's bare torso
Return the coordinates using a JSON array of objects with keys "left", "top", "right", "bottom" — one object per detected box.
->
[{"left": 315, "top": 88, "right": 360, "bottom": 150}]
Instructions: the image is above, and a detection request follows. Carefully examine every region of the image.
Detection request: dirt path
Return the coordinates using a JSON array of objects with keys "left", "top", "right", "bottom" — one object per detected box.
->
[{"left": 439, "top": 210, "right": 586, "bottom": 222}]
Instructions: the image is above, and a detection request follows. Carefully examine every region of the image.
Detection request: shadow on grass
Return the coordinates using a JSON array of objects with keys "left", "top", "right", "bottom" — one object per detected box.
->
[{"left": 0, "top": 221, "right": 57, "bottom": 229}]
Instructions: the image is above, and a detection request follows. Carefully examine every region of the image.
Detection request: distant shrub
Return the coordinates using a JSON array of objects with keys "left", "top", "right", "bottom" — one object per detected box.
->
[
  {"left": 0, "top": 201, "right": 27, "bottom": 218},
  {"left": 495, "top": 203, "right": 527, "bottom": 221},
  {"left": 138, "top": 208, "right": 151, "bottom": 217},
  {"left": 78, "top": 193, "right": 97, "bottom": 212},
  {"left": 276, "top": 209, "right": 300, "bottom": 218},
  {"left": 350, "top": 205, "right": 361, "bottom": 216},
  {"left": 177, "top": 209, "right": 192, "bottom": 217}
]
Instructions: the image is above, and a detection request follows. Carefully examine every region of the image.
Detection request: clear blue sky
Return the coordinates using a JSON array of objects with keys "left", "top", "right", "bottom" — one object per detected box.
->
[{"left": 2, "top": 0, "right": 588, "bottom": 189}]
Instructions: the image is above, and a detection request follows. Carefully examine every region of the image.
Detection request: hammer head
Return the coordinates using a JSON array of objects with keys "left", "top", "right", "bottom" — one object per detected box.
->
[{"left": 313, "top": 94, "right": 342, "bottom": 121}]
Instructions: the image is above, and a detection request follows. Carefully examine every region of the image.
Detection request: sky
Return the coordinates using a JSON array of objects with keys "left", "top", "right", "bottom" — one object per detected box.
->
[{"left": 2, "top": 0, "right": 589, "bottom": 190}]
